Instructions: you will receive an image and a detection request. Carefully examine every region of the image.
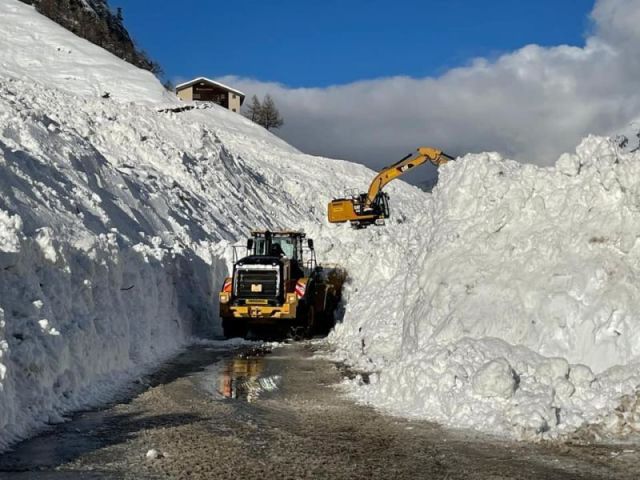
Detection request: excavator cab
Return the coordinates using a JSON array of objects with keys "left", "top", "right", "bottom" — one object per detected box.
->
[
  {"left": 327, "top": 146, "right": 452, "bottom": 229},
  {"left": 328, "top": 192, "right": 389, "bottom": 228}
]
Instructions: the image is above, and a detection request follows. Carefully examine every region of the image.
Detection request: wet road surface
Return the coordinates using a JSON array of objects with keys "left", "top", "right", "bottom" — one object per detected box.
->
[{"left": 0, "top": 342, "right": 638, "bottom": 479}]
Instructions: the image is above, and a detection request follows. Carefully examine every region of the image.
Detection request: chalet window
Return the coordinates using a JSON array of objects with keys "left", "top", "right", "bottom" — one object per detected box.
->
[
  {"left": 232, "top": 94, "right": 236, "bottom": 99},
  {"left": 232, "top": 108, "right": 236, "bottom": 112}
]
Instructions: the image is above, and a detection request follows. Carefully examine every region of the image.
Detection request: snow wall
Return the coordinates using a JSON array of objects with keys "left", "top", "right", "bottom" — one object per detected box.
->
[
  {"left": 0, "top": 0, "right": 421, "bottom": 449},
  {"left": 1, "top": 0, "right": 640, "bottom": 448},
  {"left": 332, "top": 139, "right": 640, "bottom": 440}
]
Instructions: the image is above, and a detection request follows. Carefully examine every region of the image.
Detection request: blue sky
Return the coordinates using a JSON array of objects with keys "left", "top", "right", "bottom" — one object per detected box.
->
[{"left": 115, "top": 0, "right": 594, "bottom": 87}]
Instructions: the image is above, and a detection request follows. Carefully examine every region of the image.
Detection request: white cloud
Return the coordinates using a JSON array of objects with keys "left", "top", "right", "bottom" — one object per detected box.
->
[{"left": 219, "top": 0, "right": 640, "bottom": 178}]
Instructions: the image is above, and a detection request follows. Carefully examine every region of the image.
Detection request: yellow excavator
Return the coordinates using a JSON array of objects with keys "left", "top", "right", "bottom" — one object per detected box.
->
[{"left": 327, "top": 146, "right": 453, "bottom": 228}]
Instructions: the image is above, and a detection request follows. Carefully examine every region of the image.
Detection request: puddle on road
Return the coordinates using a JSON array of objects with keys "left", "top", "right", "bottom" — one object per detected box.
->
[
  {"left": 200, "top": 346, "right": 282, "bottom": 402},
  {"left": 0, "top": 344, "right": 247, "bottom": 477},
  {"left": 0, "top": 410, "right": 109, "bottom": 476}
]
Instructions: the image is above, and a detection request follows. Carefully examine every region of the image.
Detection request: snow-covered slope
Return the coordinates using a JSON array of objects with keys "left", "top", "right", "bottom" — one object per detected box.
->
[
  {"left": 0, "top": 1, "right": 170, "bottom": 104},
  {"left": 0, "top": 0, "right": 422, "bottom": 449},
  {"left": 2, "top": 0, "right": 640, "bottom": 450}
]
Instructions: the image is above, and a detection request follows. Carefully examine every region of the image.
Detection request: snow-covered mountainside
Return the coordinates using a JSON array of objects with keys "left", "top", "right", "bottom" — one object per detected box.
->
[{"left": 1, "top": 0, "right": 640, "bottom": 450}]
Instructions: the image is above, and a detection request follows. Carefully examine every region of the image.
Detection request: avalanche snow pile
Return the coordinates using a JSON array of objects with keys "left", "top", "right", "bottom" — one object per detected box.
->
[
  {"left": 332, "top": 137, "right": 640, "bottom": 440},
  {"left": 0, "top": 0, "right": 421, "bottom": 449}
]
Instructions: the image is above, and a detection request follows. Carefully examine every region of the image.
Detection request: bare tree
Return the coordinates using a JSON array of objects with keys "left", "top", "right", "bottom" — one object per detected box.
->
[
  {"left": 259, "top": 94, "right": 284, "bottom": 131},
  {"left": 243, "top": 95, "right": 262, "bottom": 122}
]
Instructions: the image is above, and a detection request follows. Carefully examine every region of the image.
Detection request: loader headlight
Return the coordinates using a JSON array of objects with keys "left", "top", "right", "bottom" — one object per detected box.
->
[
  {"left": 286, "top": 293, "right": 297, "bottom": 304},
  {"left": 220, "top": 293, "right": 230, "bottom": 304}
]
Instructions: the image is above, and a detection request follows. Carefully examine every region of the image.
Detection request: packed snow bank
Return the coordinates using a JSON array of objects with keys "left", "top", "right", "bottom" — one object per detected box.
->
[
  {"left": 331, "top": 136, "right": 640, "bottom": 439},
  {"left": 0, "top": 0, "right": 422, "bottom": 449}
]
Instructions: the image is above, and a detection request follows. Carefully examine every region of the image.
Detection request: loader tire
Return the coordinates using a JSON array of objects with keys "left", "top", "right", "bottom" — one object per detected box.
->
[
  {"left": 222, "top": 318, "right": 248, "bottom": 339},
  {"left": 289, "top": 303, "right": 314, "bottom": 340},
  {"left": 306, "top": 306, "right": 316, "bottom": 336},
  {"left": 313, "top": 309, "right": 333, "bottom": 337},
  {"left": 317, "top": 291, "right": 339, "bottom": 335}
]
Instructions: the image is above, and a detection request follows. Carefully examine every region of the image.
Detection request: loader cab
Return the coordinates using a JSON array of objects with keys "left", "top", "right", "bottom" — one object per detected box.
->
[
  {"left": 229, "top": 231, "right": 316, "bottom": 308},
  {"left": 250, "top": 232, "right": 304, "bottom": 262},
  {"left": 242, "top": 230, "right": 317, "bottom": 276}
]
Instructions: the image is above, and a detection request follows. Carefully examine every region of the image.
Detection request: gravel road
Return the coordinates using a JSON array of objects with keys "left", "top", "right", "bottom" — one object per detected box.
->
[{"left": 0, "top": 342, "right": 637, "bottom": 479}]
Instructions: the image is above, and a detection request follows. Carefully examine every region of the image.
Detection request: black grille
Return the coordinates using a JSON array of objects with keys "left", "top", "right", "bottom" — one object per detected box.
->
[{"left": 235, "top": 269, "right": 279, "bottom": 299}]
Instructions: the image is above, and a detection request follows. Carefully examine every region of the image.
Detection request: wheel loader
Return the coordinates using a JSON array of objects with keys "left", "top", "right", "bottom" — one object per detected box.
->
[
  {"left": 327, "top": 146, "right": 453, "bottom": 228},
  {"left": 219, "top": 231, "right": 345, "bottom": 339}
]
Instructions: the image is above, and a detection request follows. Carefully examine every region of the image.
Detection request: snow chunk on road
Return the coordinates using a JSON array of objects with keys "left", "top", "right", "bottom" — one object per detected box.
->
[
  {"left": 472, "top": 358, "right": 517, "bottom": 399},
  {"left": 146, "top": 449, "right": 164, "bottom": 460},
  {"left": 534, "top": 358, "right": 569, "bottom": 383},
  {"left": 569, "top": 364, "right": 595, "bottom": 387}
]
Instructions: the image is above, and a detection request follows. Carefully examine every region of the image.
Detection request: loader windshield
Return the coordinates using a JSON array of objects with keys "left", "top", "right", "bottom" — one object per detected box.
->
[
  {"left": 254, "top": 238, "right": 268, "bottom": 256},
  {"left": 272, "top": 237, "right": 296, "bottom": 258},
  {"left": 252, "top": 234, "right": 300, "bottom": 260}
]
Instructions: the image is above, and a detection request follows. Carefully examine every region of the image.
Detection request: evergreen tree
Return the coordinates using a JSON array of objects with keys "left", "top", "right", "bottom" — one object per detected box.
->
[
  {"left": 163, "top": 79, "right": 175, "bottom": 92},
  {"left": 259, "top": 94, "right": 284, "bottom": 131},
  {"left": 243, "top": 95, "right": 262, "bottom": 123}
]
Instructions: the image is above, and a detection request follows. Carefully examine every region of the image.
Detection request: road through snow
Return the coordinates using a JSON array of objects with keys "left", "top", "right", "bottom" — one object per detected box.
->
[
  {"left": 3, "top": 0, "right": 640, "bottom": 449},
  {"left": 1, "top": 342, "right": 638, "bottom": 480}
]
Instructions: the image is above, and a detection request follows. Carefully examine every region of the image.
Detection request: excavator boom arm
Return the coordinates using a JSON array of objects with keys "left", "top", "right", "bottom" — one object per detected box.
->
[{"left": 366, "top": 147, "right": 453, "bottom": 205}]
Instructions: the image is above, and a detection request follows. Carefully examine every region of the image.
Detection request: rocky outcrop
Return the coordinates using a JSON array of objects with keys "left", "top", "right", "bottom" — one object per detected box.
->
[{"left": 18, "top": 0, "right": 161, "bottom": 74}]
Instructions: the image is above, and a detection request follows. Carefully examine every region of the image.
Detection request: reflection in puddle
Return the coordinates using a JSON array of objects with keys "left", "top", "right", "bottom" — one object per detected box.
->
[{"left": 216, "top": 355, "right": 281, "bottom": 402}]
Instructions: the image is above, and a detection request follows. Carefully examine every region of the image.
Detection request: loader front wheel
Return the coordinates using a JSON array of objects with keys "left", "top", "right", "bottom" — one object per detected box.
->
[
  {"left": 222, "top": 318, "right": 248, "bottom": 339},
  {"left": 289, "top": 303, "right": 314, "bottom": 340}
]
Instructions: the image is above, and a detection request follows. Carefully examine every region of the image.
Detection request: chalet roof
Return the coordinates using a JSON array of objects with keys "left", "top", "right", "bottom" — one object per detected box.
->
[{"left": 175, "top": 77, "right": 245, "bottom": 97}]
